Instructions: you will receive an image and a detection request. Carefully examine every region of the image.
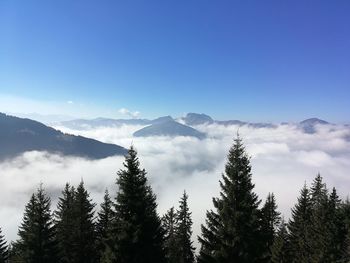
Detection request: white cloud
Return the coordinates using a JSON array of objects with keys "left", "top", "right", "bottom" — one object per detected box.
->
[
  {"left": 0, "top": 122, "right": 350, "bottom": 251},
  {"left": 118, "top": 108, "right": 140, "bottom": 118},
  {"left": 67, "top": 100, "right": 74, "bottom": 104}
]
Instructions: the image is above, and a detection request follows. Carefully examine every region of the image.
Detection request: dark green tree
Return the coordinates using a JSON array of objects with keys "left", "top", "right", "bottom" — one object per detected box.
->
[
  {"left": 339, "top": 198, "right": 350, "bottom": 261},
  {"left": 0, "top": 227, "right": 8, "bottom": 263},
  {"left": 96, "top": 189, "right": 114, "bottom": 263},
  {"left": 270, "top": 219, "right": 290, "bottom": 263},
  {"left": 198, "top": 136, "right": 262, "bottom": 263},
  {"left": 162, "top": 207, "right": 178, "bottom": 263},
  {"left": 288, "top": 184, "right": 312, "bottom": 263},
  {"left": 327, "top": 187, "right": 343, "bottom": 261},
  {"left": 309, "top": 174, "right": 332, "bottom": 262},
  {"left": 260, "top": 192, "right": 281, "bottom": 262},
  {"left": 55, "top": 183, "right": 76, "bottom": 263},
  {"left": 71, "top": 181, "right": 97, "bottom": 263},
  {"left": 17, "top": 185, "right": 59, "bottom": 263},
  {"left": 176, "top": 191, "right": 195, "bottom": 263},
  {"left": 109, "top": 146, "right": 166, "bottom": 263}
]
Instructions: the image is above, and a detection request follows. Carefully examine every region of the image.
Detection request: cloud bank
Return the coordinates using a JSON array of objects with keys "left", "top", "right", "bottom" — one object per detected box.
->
[
  {"left": 118, "top": 108, "right": 140, "bottom": 118},
  {"left": 0, "top": 122, "right": 350, "bottom": 249}
]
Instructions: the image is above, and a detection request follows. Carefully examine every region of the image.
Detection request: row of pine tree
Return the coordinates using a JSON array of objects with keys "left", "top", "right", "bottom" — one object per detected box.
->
[{"left": 1, "top": 137, "right": 350, "bottom": 262}]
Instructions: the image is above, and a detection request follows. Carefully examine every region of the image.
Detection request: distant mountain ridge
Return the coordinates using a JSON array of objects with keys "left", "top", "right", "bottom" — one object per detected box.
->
[
  {"left": 56, "top": 113, "right": 337, "bottom": 138},
  {"left": 0, "top": 113, "right": 127, "bottom": 160}
]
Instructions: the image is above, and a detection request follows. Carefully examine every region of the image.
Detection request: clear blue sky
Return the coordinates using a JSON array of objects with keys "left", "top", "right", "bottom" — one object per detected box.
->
[{"left": 0, "top": 1, "right": 349, "bottom": 121}]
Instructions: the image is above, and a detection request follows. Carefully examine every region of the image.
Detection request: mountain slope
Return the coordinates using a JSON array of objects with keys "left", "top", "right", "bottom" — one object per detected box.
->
[
  {"left": 0, "top": 113, "right": 127, "bottom": 160},
  {"left": 133, "top": 120, "right": 206, "bottom": 139},
  {"left": 181, "top": 113, "right": 214, "bottom": 125},
  {"left": 299, "top": 118, "right": 330, "bottom": 134}
]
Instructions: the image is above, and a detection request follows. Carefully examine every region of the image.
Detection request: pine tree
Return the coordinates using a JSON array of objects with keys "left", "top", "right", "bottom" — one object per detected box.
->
[
  {"left": 260, "top": 192, "right": 281, "bottom": 262},
  {"left": 108, "top": 146, "right": 166, "bottom": 263},
  {"left": 270, "top": 219, "right": 290, "bottom": 263},
  {"left": 162, "top": 207, "right": 179, "bottom": 263},
  {"left": 198, "top": 136, "right": 262, "bottom": 263},
  {"left": 0, "top": 227, "right": 8, "bottom": 263},
  {"left": 176, "top": 191, "right": 195, "bottom": 263},
  {"left": 288, "top": 184, "right": 312, "bottom": 263},
  {"left": 309, "top": 174, "right": 330, "bottom": 261},
  {"left": 17, "top": 185, "right": 59, "bottom": 263},
  {"left": 7, "top": 242, "right": 22, "bottom": 263},
  {"left": 71, "top": 181, "right": 97, "bottom": 263},
  {"left": 96, "top": 189, "right": 114, "bottom": 263},
  {"left": 55, "top": 183, "right": 76, "bottom": 263},
  {"left": 339, "top": 198, "right": 350, "bottom": 262},
  {"left": 325, "top": 187, "right": 343, "bottom": 261}
]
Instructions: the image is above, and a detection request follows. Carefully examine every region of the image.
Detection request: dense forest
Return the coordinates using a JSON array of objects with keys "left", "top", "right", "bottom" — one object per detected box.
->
[{"left": 1, "top": 137, "right": 350, "bottom": 263}]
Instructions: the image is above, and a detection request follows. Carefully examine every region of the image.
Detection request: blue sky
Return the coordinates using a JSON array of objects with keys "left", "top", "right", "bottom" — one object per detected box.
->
[{"left": 0, "top": 1, "right": 349, "bottom": 121}]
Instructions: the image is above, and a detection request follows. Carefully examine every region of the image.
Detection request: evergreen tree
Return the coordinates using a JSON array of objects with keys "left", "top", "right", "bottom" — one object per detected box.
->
[
  {"left": 162, "top": 207, "right": 178, "bottom": 263},
  {"left": 96, "top": 189, "right": 114, "bottom": 263},
  {"left": 309, "top": 174, "right": 330, "bottom": 262},
  {"left": 55, "top": 183, "right": 76, "bottom": 263},
  {"left": 0, "top": 227, "right": 8, "bottom": 263},
  {"left": 260, "top": 192, "right": 281, "bottom": 262},
  {"left": 288, "top": 184, "right": 312, "bottom": 263},
  {"left": 339, "top": 198, "right": 350, "bottom": 262},
  {"left": 109, "top": 146, "right": 166, "bottom": 263},
  {"left": 71, "top": 181, "right": 97, "bottom": 263},
  {"left": 7, "top": 242, "right": 22, "bottom": 263},
  {"left": 176, "top": 191, "right": 195, "bottom": 263},
  {"left": 17, "top": 185, "right": 59, "bottom": 263},
  {"left": 270, "top": 219, "right": 290, "bottom": 263},
  {"left": 198, "top": 136, "right": 262, "bottom": 263},
  {"left": 325, "top": 187, "right": 343, "bottom": 261}
]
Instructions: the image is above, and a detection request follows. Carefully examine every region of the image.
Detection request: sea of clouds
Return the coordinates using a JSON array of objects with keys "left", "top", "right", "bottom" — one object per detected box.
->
[{"left": 1, "top": 122, "right": 350, "bottom": 249}]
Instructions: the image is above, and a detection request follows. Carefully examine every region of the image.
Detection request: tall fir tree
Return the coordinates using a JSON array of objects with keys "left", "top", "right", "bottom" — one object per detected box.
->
[
  {"left": 0, "top": 227, "right": 8, "bottom": 263},
  {"left": 339, "top": 198, "right": 350, "bottom": 261},
  {"left": 176, "top": 191, "right": 195, "bottom": 263},
  {"left": 96, "top": 189, "right": 114, "bottom": 263},
  {"left": 71, "top": 181, "right": 97, "bottom": 263},
  {"left": 260, "top": 192, "right": 281, "bottom": 262},
  {"left": 288, "top": 184, "right": 312, "bottom": 263},
  {"left": 17, "top": 185, "right": 59, "bottom": 263},
  {"left": 162, "top": 207, "right": 179, "bottom": 263},
  {"left": 108, "top": 146, "right": 166, "bottom": 263},
  {"left": 309, "top": 174, "right": 330, "bottom": 262},
  {"left": 198, "top": 136, "right": 262, "bottom": 263},
  {"left": 326, "top": 187, "right": 342, "bottom": 261},
  {"left": 55, "top": 183, "right": 76, "bottom": 263},
  {"left": 270, "top": 219, "right": 290, "bottom": 263}
]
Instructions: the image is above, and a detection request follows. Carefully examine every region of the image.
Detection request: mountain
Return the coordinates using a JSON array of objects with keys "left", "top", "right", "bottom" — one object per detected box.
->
[
  {"left": 151, "top": 115, "right": 174, "bottom": 125},
  {"left": 181, "top": 113, "right": 214, "bottom": 125},
  {"left": 299, "top": 118, "right": 330, "bottom": 134},
  {"left": 133, "top": 119, "right": 206, "bottom": 139},
  {"left": 181, "top": 113, "right": 276, "bottom": 128},
  {"left": 0, "top": 113, "right": 127, "bottom": 160},
  {"left": 57, "top": 113, "right": 335, "bottom": 137}
]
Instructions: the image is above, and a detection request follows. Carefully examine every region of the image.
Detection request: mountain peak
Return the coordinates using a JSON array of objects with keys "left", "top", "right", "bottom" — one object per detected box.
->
[
  {"left": 151, "top": 116, "right": 174, "bottom": 124},
  {"left": 300, "top": 118, "right": 329, "bottom": 125},
  {"left": 299, "top": 118, "right": 330, "bottom": 134},
  {"left": 183, "top": 113, "right": 214, "bottom": 126}
]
